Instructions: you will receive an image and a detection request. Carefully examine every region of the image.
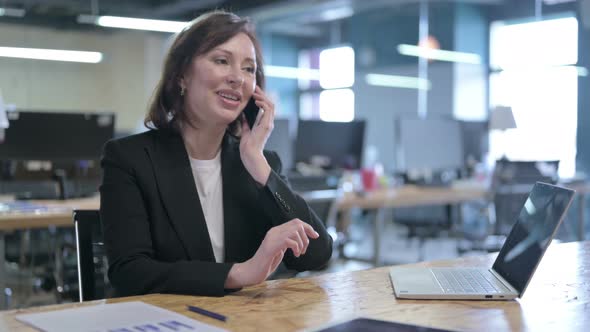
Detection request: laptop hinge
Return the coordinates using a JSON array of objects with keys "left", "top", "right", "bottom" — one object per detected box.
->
[{"left": 490, "top": 268, "right": 519, "bottom": 294}]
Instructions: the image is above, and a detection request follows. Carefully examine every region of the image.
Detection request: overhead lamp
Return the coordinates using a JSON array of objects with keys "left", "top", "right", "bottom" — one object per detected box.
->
[
  {"left": 320, "top": 7, "right": 354, "bottom": 21},
  {"left": 489, "top": 106, "right": 516, "bottom": 131},
  {"left": 0, "top": 46, "right": 103, "bottom": 63},
  {"left": 78, "top": 15, "right": 189, "bottom": 33},
  {"left": 398, "top": 44, "right": 482, "bottom": 64},
  {"left": 365, "top": 73, "right": 431, "bottom": 90},
  {"left": 0, "top": 7, "right": 26, "bottom": 17}
]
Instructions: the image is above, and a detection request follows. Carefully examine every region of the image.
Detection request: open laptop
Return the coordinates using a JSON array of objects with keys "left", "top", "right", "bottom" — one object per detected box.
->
[{"left": 389, "top": 182, "right": 575, "bottom": 300}]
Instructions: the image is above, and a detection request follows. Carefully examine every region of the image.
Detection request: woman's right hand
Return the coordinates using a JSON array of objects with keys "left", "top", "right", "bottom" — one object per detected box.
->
[{"left": 224, "top": 219, "right": 320, "bottom": 289}]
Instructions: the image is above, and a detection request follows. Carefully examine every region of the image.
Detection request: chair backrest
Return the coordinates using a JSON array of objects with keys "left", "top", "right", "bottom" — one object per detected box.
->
[
  {"left": 73, "top": 209, "right": 109, "bottom": 301},
  {"left": 491, "top": 160, "right": 560, "bottom": 235}
]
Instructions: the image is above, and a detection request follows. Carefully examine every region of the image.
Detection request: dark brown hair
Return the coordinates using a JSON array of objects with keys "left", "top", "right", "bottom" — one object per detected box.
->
[{"left": 145, "top": 10, "right": 265, "bottom": 135}]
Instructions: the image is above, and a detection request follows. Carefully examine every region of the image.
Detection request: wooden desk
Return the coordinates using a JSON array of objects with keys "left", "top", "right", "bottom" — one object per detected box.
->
[
  {"left": 0, "top": 196, "right": 100, "bottom": 232},
  {"left": 337, "top": 185, "right": 488, "bottom": 210},
  {"left": 334, "top": 185, "right": 488, "bottom": 265},
  {"left": 2, "top": 241, "right": 588, "bottom": 331}
]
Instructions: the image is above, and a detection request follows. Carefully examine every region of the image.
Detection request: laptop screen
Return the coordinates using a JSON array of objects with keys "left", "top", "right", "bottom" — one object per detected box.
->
[{"left": 492, "top": 182, "right": 575, "bottom": 295}]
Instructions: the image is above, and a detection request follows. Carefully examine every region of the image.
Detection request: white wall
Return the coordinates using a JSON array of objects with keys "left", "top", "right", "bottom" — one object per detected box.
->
[{"left": 0, "top": 23, "right": 170, "bottom": 132}]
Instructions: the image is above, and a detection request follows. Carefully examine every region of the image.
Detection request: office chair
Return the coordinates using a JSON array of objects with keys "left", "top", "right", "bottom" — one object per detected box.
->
[
  {"left": 491, "top": 160, "right": 559, "bottom": 235},
  {"left": 73, "top": 209, "right": 111, "bottom": 301},
  {"left": 392, "top": 205, "right": 454, "bottom": 261},
  {"left": 460, "top": 160, "right": 561, "bottom": 253}
]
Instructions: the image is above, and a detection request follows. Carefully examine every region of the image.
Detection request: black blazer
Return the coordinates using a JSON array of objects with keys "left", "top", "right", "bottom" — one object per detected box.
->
[{"left": 100, "top": 129, "right": 332, "bottom": 297}]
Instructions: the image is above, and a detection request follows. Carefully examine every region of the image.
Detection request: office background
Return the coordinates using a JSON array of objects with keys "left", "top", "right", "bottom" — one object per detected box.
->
[
  {"left": 2, "top": 0, "right": 589, "bottom": 174},
  {"left": 1, "top": 0, "right": 589, "bottom": 309}
]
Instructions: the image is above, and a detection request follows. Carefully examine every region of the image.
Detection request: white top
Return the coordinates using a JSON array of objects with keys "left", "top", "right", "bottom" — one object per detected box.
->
[{"left": 189, "top": 150, "right": 224, "bottom": 263}]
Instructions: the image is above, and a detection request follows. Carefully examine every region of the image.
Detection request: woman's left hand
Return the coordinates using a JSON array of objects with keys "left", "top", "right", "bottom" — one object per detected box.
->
[{"left": 240, "top": 86, "right": 275, "bottom": 185}]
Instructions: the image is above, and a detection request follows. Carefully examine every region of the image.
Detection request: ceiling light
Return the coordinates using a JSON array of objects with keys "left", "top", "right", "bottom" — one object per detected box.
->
[
  {"left": 265, "top": 65, "right": 320, "bottom": 80},
  {"left": 78, "top": 15, "right": 189, "bottom": 33},
  {"left": 365, "top": 73, "right": 431, "bottom": 90},
  {"left": 0, "top": 47, "right": 103, "bottom": 63},
  {"left": 0, "top": 7, "right": 25, "bottom": 17},
  {"left": 398, "top": 44, "right": 482, "bottom": 64},
  {"left": 320, "top": 7, "right": 354, "bottom": 21}
]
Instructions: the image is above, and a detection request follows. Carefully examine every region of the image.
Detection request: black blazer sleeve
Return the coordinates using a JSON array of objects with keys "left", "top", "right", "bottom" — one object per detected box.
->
[
  {"left": 259, "top": 151, "right": 333, "bottom": 271},
  {"left": 100, "top": 139, "right": 234, "bottom": 297}
]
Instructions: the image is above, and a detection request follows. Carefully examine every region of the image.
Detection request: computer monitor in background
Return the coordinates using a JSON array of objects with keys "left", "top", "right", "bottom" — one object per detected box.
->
[
  {"left": 294, "top": 120, "right": 365, "bottom": 171},
  {"left": 265, "top": 118, "right": 294, "bottom": 171},
  {"left": 396, "top": 117, "right": 464, "bottom": 173},
  {"left": 0, "top": 110, "right": 115, "bottom": 199},
  {"left": 0, "top": 110, "right": 115, "bottom": 161}
]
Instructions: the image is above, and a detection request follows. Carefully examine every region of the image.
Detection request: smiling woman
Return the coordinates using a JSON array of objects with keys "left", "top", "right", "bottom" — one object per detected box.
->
[{"left": 99, "top": 10, "right": 333, "bottom": 297}]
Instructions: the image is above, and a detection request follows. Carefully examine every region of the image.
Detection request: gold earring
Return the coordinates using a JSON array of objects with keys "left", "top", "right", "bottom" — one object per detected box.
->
[{"left": 180, "top": 86, "right": 186, "bottom": 96}]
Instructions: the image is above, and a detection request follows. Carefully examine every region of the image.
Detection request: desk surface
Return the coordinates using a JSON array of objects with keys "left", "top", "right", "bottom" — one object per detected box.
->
[
  {"left": 0, "top": 196, "right": 100, "bottom": 231},
  {"left": 1, "top": 241, "right": 588, "bottom": 332},
  {"left": 338, "top": 185, "right": 488, "bottom": 210}
]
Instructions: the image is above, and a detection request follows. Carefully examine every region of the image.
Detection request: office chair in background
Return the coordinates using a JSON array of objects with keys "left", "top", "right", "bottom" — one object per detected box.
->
[
  {"left": 491, "top": 160, "right": 559, "bottom": 235},
  {"left": 72, "top": 209, "right": 111, "bottom": 302},
  {"left": 460, "top": 160, "right": 561, "bottom": 253}
]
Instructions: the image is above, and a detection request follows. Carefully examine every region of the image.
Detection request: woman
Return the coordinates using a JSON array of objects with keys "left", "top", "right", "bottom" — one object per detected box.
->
[{"left": 100, "top": 11, "right": 332, "bottom": 297}]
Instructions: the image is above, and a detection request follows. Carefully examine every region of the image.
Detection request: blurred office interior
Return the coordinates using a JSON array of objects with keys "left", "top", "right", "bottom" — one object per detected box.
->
[{"left": 1, "top": 0, "right": 589, "bottom": 309}]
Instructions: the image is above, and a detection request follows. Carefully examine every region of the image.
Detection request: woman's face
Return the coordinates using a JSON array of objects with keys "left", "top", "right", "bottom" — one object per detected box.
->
[{"left": 181, "top": 32, "right": 257, "bottom": 129}]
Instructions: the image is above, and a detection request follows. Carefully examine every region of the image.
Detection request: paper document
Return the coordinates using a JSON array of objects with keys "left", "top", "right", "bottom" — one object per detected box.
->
[{"left": 16, "top": 301, "right": 228, "bottom": 332}]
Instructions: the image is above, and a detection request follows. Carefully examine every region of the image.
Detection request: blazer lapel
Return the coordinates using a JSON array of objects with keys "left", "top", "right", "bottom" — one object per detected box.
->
[{"left": 145, "top": 130, "right": 214, "bottom": 261}]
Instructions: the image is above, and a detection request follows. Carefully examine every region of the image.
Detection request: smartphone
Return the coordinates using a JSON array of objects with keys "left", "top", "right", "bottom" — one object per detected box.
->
[{"left": 243, "top": 97, "right": 260, "bottom": 129}]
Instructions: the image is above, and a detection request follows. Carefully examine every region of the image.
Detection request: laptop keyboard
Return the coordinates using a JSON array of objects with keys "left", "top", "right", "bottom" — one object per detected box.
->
[{"left": 431, "top": 268, "right": 507, "bottom": 294}]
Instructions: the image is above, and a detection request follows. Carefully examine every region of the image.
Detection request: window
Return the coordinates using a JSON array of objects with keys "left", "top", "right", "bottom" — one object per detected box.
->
[
  {"left": 489, "top": 16, "right": 578, "bottom": 178},
  {"left": 299, "top": 46, "right": 355, "bottom": 122}
]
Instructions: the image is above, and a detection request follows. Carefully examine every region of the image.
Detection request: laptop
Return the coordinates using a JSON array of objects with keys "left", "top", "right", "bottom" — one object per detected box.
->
[{"left": 389, "top": 182, "right": 575, "bottom": 300}]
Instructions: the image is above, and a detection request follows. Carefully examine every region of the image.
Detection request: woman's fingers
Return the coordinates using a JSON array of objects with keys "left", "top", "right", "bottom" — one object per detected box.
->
[
  {"left": 285, "top": 219, "right": 317, "bottom": 256},
  {"left": 291, "top": 219, "right": 320, "bottom": 239},
  {"left": 285, "top": 238, "right": 301, "bottom": 257},
  {"left": 261, "top": 219, "right": 320, "bottom": 260},
  {"left": 290, "top": 227, "right": 306, "bottom": 257},
  {"left": 303, "top": 222, "right": 320, "bottom": 239},
  {"left": 253, "top": 101, "right": 273, "bottom": 130},
  {"left": 253, "top": 107, "right": 265, "bottom": 127},
  {"left": 240, "top": 113, "right": 251, "bottom": 135},
  {"left": 295, "top": 223, "right": 310, "bottom": 255},
  {"left": 252, "top": 87, "right": 275, "bottom": 127}
]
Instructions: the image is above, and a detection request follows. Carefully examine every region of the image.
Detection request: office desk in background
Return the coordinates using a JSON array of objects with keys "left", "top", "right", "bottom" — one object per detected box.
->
[
  {"left": 0, "top": 197, "right": 100, "bottom": 231},
  {"left": 334, "top": 185, "right": 489, "bottom": 265},
  {"left": 1, "top": 241, "right": 588, "bottom": 331},
  {"left": 329, "top": 182, "right": 589, "bottom": 265},
  {"left": 0, "top": 196, "right": 100, "bottom": 309}
]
